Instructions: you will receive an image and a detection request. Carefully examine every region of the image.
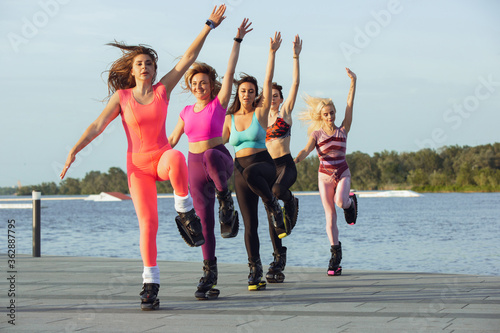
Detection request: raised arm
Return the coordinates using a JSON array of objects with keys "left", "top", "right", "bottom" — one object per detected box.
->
[
  {"left": 168, "top": 117, "right": 185, "bottom": 148},
  {"left": 281, "top": 34, "right": 302, "bottom": 117},
  {"left": 219, "top": 18, "right": 253, "bottom": 108},
  {"left": 256, "top": 31, "right": 282, "bottom": 124},
  {"left": 60, "top": 92, "right": 121, "bottom": 179},
  {"left": 294, "top": 135, "right": 316, "bottom": 163},
  {"left": 160, "top": 5, "right": 226, "bottom": 98},
  {"left": 341, "top": 68, "right": 357, "bottom": 133}
]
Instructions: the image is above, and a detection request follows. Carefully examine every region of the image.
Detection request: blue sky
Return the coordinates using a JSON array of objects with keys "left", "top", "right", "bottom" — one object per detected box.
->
[{"left": 1, "top": 0, "right": 499, "bottom": 188}]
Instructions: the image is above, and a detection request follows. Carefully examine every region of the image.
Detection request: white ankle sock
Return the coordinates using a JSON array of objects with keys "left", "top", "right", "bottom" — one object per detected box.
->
[
  {"left": 174, "top": 192, "right": 193, "bottom": 213},
  {"left": 142, "top": 265, "right": 160, "bottom": 284}
]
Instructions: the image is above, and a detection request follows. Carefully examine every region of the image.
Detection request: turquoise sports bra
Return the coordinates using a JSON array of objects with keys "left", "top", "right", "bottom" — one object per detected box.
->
[{"left": 229, "top": 112, "right": 267, "bottom": 153}]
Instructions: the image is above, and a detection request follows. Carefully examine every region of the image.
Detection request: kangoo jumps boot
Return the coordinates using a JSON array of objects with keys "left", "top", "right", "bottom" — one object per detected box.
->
[
  {"left": 327, "top": 242, "right": 342, "bottom": 276},
  {"left": 344, "top": 193, "right": 358, "bottom": 225},
  {"left": 195, "top": 257, "right": 220, "bottom": 300},
  {"left": 216, "top": 189, "right": 239, "bottom": 238},
  {"left": 248, "top": 257, "right": 266, "bottom": 291},
  {"left": 140, "top": 283, "right": 160, "bottom": 310},
  {"left": 266, "top": 247, "right": 287, "bottom": 283},
  {"left": 264, "top": 196, "right": 288, "bottom": 239},
  {"left": 175, "top": 208, "right": 205, "bottom": 247},
  {"left": 283, "top": 195, "right": 299, "bottom": 233}
]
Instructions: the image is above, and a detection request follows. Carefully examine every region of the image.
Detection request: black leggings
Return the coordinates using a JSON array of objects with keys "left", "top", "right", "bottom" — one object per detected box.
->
[
  {"left": 268, "top": 153, "right": 298, "bottom": 252},
  {"left": 272, "top": 154, "right": 297, "bottom": 202},
  {"left": 234, "top": 150, "right": 276, "bottom": 260}
]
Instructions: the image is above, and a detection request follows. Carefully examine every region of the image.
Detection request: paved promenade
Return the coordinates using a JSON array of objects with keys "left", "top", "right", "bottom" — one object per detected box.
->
[{"left": 2, "top": 255, "right": 499, "bottom": 332}]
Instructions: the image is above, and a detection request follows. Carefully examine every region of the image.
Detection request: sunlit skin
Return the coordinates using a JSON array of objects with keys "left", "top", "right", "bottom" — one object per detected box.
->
[
  {"left": 270, "top": 89, "right": 283, "bottom": 110},
  {"left": 230, "top": 82, "right": 259, "bottom": 137},
  {"left": 59, "top": 4, "right": 228, "bottom": 180},
  {"left": 321, "top": 104, "right": 337, "bottom": 133},
  {"left": 191, "top": 73, "right": 212, "bottom": 105},
  {"left": 293, "top": 67, "right": 356, "bottom": 165},
  {"left": 292, "top": 68, "right": 357, "bottom": 247},
  {"left": 238, "top": 82, "right": 257, "bottom": 110},
  {"left": 222, "top": 31, "right": 282, "bottom": 158},
  {"left": 265, "top": 34, "right": 302, "bottom": 160},
  {"left": 167, "top": 17, "right": 253, "bottom": 155},
  {"left": 130, "top": 54, "right": 156, "bottom": 104}
]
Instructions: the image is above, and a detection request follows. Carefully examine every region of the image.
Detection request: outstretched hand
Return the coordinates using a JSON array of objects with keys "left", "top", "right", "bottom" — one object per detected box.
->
[
  {"left": 236, "top": 18, "right": 253, "bottom": 39},
  {"left": 270, "top": 31, "right": 282, "bottom": 52},
  {"left": 208, "top": 4, "right": 227, "bottom": 28},
  {"left": 59, "top": 153, "right": 75, "bottom": 180},
  {"left": 293, "top": 34, "right": 302, "bottom": 57},
  {"left": 346, "top": 67, "right": 357, "bottom": 81}
]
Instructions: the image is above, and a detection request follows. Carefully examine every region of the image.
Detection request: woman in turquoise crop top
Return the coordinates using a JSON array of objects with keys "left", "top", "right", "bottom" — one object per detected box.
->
[
  {"left": 168, "top": 19, "right": 252, "bottom": 300},
  {"left": 59, "top": 5, "right": 227, "bottom": 310},
  {"left": 221, "top": 32, "right": 289, "bottom": 291},
  {"left": 228, "top": 112, "right": 267, "bottom": 152}
]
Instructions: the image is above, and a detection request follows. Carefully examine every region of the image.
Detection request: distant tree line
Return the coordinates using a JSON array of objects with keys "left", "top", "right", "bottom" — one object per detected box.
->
[
  {"left": 7, "top": 143, "right": 500, "bottom": 196},
  {"left": 291, "top": 143, "right": 500, "bottom": 192},
  {"left": 14, "top": 167, "right": 173, "bottom": 196}
]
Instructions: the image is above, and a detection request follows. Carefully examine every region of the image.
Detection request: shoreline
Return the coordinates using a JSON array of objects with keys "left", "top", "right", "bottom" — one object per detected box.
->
[{"left": 1, "top": 190, "right": 499, "bottom": 201}]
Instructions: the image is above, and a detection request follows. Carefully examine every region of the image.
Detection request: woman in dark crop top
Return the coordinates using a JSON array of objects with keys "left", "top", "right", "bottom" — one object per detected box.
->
[
  {"left": 264, "top": 34, "right": 302, "bottom": 284},
  {"left": 222, "top": 32, "right": 283, "bottom": 291}
]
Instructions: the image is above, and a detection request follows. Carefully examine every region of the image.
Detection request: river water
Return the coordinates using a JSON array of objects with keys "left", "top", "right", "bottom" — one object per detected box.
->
[{"left": 2, "top": 192, "right": 499, "bottom": 276}]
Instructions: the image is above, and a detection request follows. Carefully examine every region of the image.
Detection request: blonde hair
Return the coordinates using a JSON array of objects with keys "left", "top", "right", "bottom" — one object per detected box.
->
[
  {"left": 298, "top": 94, "right": 336, "bottom": 135},
  {"left": 183, "top": 62, "right": 221, "bottom": 100}
]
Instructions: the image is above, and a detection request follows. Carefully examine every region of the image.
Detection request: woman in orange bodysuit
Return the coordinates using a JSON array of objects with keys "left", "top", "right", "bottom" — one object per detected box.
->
[{"left": 59, "top": 5, "right": 227, "bottom": 310}]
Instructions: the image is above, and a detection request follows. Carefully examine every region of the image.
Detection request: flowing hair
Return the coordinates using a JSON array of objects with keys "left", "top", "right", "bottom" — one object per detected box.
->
[
  {"left": 227, "top": 74, "right": 259, "bottom": 115},
  {"left": 183, "top": 62, "right": 222, "bottom": 100},
  {"left": 298, "top": 94, "right": 336, "bottom": 135},
  {"left": 104, "top": 41, "right": 159, "bottom": 98}
]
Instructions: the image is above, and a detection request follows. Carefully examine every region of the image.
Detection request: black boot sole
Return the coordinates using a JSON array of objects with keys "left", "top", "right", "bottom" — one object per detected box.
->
[{"left": 175, "top": 216, "right": 205, "bottom": 247}]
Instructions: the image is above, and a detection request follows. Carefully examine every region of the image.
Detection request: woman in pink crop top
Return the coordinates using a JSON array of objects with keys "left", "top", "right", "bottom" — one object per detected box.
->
[
  {"left": 263, "top": 34, "right": 302, "bottom": 284},
  {"left": 59, "top": 5, "right": 227, "bottom": 311},
  {"left": 295, "top": 68, "right": 358, "bottom": 277},
  {"left": 168, "top": 19, "right": 252, "bottom": 300}
]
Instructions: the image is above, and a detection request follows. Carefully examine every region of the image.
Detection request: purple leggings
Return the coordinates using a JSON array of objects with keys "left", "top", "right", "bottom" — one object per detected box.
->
[{"left": 188, "top": 144, "right": 234, "bottom": 260}]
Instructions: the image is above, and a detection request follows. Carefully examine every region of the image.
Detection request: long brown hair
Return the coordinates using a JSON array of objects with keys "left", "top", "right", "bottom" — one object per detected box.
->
[
  {"left": 104, "top": 41, "right": 158, "bottom": 98},
  {"left": 183, "top": 62, "right": 221, "bottom": 100},
  {"left": 227, "top": 74, "right": 259, "bottom": 115}
]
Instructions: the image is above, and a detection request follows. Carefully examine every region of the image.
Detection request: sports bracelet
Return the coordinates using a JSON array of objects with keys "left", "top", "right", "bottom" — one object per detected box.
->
[
  {"left": 205, "top": 19, "right": 216, "bottom": 29},
  {"left": 234, "top": 37, "right": 243, "bottom": 43}
]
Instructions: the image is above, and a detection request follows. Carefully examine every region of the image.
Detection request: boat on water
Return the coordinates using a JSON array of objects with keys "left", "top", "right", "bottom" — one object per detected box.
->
[{"left": 354, "top": 190, "right": 422, "bottom": 198}]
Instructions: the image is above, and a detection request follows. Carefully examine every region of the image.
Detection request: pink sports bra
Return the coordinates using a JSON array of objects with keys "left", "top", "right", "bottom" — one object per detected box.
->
[{"left": 180, "top": 96, "right": 226, "bottom": 143}]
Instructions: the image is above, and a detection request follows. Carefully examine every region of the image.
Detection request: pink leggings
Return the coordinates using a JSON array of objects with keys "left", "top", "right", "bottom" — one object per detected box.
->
[
  {"left": 127, "top": 146, "right": 188, "bottom": 267},
  {"left": 318, "top": 168, "right": 351, "bottom": 246}
]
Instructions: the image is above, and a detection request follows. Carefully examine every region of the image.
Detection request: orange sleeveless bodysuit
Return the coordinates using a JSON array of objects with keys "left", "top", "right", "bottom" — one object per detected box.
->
[{"left": 119, "top": 82, "right": 188, "bottom": 267}]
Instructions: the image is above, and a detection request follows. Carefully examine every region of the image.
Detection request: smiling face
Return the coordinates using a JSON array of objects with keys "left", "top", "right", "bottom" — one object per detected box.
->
[
  {"left": 238, "top": 82, "right": 257, "bottom": 108},
  {"left": 321, "top": 104, "right": 336, "bottom": 127},
  {"left": 271, "top": 88, "right": 283, "bottom": 110},
  {"left": 191, "top": 73, "right": 212, "bottom": 101},
  {"left": 131, "top": 54, "right": 155, "bottom": 82}
]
